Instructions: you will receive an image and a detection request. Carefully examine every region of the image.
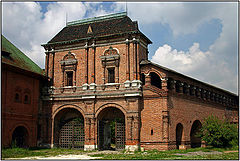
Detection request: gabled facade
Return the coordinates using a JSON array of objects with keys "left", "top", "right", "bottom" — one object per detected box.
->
[
  {"left": 40, "top": 12, "right": 238, "bottom": 151},
  {"left": 1, "top": 35, "right": 45, "bottom": 148}
]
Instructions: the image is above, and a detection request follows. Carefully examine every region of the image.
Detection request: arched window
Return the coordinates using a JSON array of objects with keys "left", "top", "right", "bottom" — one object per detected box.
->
[
  {"left": 60, "top": 51, "right": 77, "bottom": 87},
  {"left": 100, "top": 46, "right": 120, "bottom": 84},
  {"left": 15, "top": 93, "right": 20, "bottom": 102},
  {"left": 24, "top": 95, "right": 29, "bottom": 104},
  {"left": 150, "top": 72, "right": 162, "bottom": 89},
  {"left": 23, "top": 88, "right": 31, "bottom": 104},
  {"left": 14, "top": 86, "right": 22, "bottom": 103}
]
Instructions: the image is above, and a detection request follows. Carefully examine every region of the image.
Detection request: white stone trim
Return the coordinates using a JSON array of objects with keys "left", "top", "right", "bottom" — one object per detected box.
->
[
  {"left": 125, "top": 145, "right": 139, "bottom": 151},
  {"left": 82, "top": 83, "right": 89, "bottom": 90},
  {"left": 84, "top": 145, "right": 97, "bottom": 151},
  {"left": 124, "top": 80, "right": 131, "bottom": 88},
  {"left": 89, "top": 83, "right": 97, "bottom": 90},
  {"left": 105, "top": 83, "right": 120, "bottom": 86},
  {"left": 124, "top": 93, "right": 142, "bottom": 97},
  {"left": 62, "top": 86, "right": 77, "bottom": 89},
  {"left": 132, "top": 80, "right": 142, "bottom": 89},
  {"left": 50, "top": 144, "right": 54, "bottom": 148},
  {"left": 82, "top": 95, "right": 95, "bottom": 99}
]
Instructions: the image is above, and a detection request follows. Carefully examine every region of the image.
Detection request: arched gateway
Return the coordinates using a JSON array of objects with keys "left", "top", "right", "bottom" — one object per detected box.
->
[
  {"left": 53, "top": 108, "right": 85, "bottom": 149},
  {"left": 12, "top": 126, "right": 29, "bottom": 148},
  {"left": 97, "top": 107, "right": 125, "bottom": 151},
  {"left": 190, "top": 120, "right": 202, "bottom": 148}
]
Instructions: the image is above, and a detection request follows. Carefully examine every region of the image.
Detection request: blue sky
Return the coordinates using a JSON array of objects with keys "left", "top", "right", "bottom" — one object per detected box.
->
[{"left": 2, "top": 2, "right": 238, "bottom": 94}]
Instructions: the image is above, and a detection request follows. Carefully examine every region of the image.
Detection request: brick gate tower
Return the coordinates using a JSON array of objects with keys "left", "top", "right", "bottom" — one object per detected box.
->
[
  {"left": 41, "top": 12, "right": 151, "bottom": 151},
  {"left": 40, "top": 12, "right": 238, "bottom": 151}
]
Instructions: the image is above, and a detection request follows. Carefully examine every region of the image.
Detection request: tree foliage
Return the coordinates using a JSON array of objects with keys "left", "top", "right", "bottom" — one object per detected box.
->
[{"left": 198, "top": 115, "right": 238, "bottom": 148}]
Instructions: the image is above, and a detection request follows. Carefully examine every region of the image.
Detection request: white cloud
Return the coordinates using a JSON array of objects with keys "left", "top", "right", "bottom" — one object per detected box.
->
[
  {"left": 152, "top": 43, "right": 211, "bottom": 73},
  {"left": 152, "top": 43, "right": 237, "bottom": 94},
  {"left": 121, "top": 2, "right": 237, "bottom": 93},
  {"left": 2, "top": 2, "right": 237, "bottom": 93},
  {"left": 3, "top": 2, "right": 91, "bottom": 69}
]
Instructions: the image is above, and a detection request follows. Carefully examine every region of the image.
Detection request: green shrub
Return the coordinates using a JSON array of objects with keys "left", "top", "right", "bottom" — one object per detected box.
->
[{"left": 198, "top": 115, "right": 238, "bottom": 148}]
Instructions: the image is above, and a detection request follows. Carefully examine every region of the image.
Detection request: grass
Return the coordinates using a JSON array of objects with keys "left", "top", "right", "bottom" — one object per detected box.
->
[
  {"left": 90, "top": 147, "right": 239, "bottom": 160},
  {"left": 1, "top": 146, "right": 239, "bottom": 160},
  {"left": 1, "top": 147, "right": 86, "bottom": 159}
]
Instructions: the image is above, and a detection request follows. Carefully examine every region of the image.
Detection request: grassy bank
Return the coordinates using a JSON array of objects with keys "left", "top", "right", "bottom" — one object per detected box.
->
[
  {"left": 90, "top": 147, "right": 239, "bottom": 160},
  {"left": 1, "top": 147, "right": 86, "bottom": 159},
  {"left": 1, "top": 146, "right": 239, "bottom": 160}
]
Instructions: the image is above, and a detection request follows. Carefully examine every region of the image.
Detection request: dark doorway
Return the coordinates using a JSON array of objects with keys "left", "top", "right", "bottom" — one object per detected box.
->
[
  {"left": 176, "top": 123, "right": 183, "bottom": 149},
  {"left": 54, "top": 108, "right": 85, "bottom": 149},
  {"left": 98, "top": 107, "right": 125, "bottom": 151},
  {"left": 190, "top": 120, "right": 202, "bottom": 148},
  {"left": 12, "top": 126, "right": 29, "bottom": 148}
]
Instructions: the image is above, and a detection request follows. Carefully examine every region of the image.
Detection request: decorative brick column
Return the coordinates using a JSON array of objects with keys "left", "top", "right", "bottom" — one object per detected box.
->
[
  {"left": 125, "top": 114, "right": 140, "bottom": 151},
  {"left": 162, "top": 111, "right": 169, "bottom": 141},
  {"left": 84, "top": 117, "right": 97, "bottom": 151},
  {"left": 161, "top": 77, "right": 168, "bottom": 90},
  {"left": 125, "top": 39, "right": 130, "bottom": 80},
  {"left": 162, "top": 111, "right": 169, "bottom": 150},
  {"left": 145, "top": 73, "right": 151, "bottom": 86},
  {"left": 84, "top": 43, "right": 88, "bottom": 84}
]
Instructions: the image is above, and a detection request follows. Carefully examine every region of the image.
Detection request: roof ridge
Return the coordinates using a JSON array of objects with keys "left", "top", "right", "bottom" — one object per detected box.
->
[{"left": 67, "top": 12, "right": 127, "bottom": 26}]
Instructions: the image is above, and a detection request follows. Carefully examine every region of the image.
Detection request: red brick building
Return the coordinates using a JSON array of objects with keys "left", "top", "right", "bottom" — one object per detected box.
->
[
  {"left": 1, "top": 35, "right": 45, "bottom": 148},
  {"left": 40, "top": 12, "right": 238, "bottom": 151}
]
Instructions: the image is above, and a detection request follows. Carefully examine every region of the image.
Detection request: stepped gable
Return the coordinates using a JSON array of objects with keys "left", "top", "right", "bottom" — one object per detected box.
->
[
  {"left": 47, "top": 12, "right": 151, "bottom": 44},
  {"left": 1, "top": 35, "right": 44, "bottom": 76}
]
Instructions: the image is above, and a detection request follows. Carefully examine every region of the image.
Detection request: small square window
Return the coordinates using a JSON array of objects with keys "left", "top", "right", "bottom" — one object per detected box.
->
[{"left": 107, "top": 68, "right": 115, "bottom": 83}]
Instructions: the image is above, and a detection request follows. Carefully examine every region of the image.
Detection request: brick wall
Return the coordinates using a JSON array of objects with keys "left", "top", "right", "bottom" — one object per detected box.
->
[{"left": 1, "top": 65, "right": 40, "bottom": 147}]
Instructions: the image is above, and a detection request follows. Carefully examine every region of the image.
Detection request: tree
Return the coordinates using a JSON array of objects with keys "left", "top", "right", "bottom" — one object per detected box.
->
[{"left": 198, "top": 115, "right": 238, "bottom": 148}]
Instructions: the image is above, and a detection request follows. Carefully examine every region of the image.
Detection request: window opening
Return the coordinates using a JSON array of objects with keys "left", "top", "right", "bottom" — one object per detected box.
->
[
  {"left": 108, "top": 68, "right": 115, "bottom": 83},
  {"left": 151, "top": 129, "right": 153, "bottom": 135},
  {"left": 175, "top": 81, "right": 181, "bottom": 93},
  {"left": 15, "top": 93, "right": 20, "bottom": 102},
  {"left": 66, "top": 71, "right": 73, "bottom": 86},
  {"left": 140, "top": 73, "right": 145, "bottom": 85},
  {"left": 24, "top": 95, "right": 28, "bottom": 103},
  {"left": 150, "top": 72, "right": 162, "bottom": 89},
  {"left": 24, "top": 95, "right": 29, "bottom": 104}
]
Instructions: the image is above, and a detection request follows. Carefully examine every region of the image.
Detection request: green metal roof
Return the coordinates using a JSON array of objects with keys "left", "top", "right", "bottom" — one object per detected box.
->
[
  {"left": 1, "top": 35, "right": 44, "bottom": 76},
  {"left": 67, "top": 12, "right": 127, "bottom": 26}
]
